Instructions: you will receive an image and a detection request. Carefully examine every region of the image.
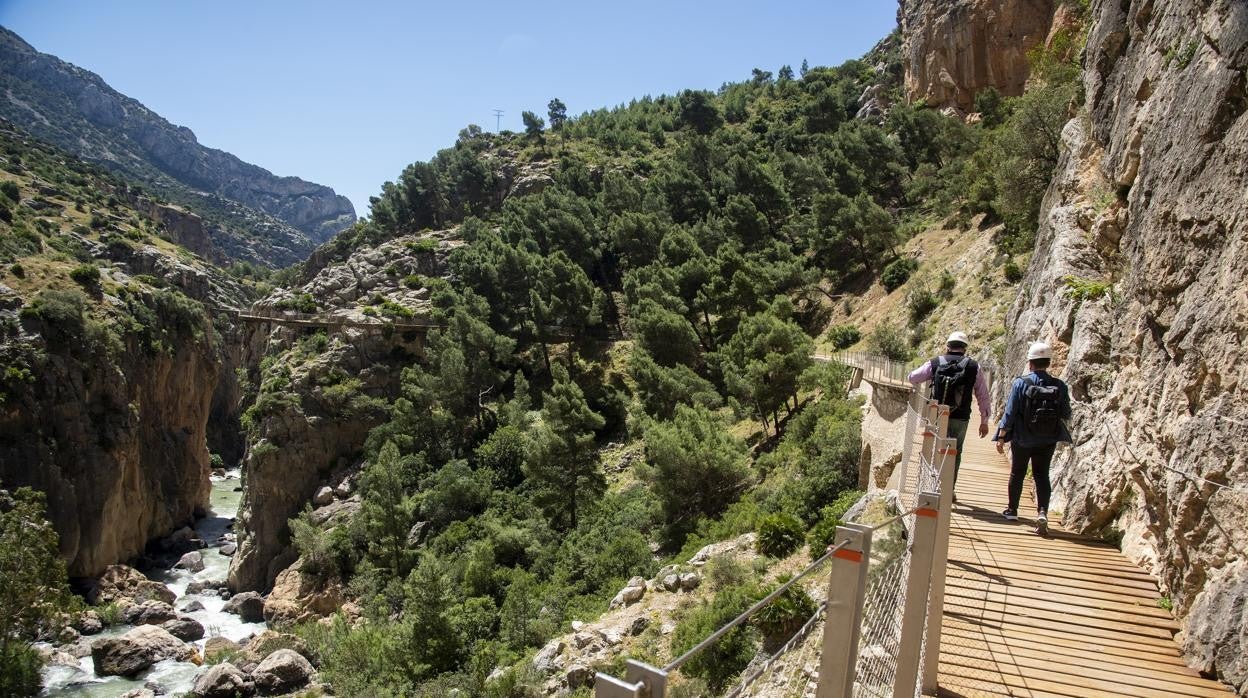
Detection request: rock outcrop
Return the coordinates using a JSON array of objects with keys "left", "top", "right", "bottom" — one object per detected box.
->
[
  {"left": 998, "top": 0, "right": 1248, "bottom": 691},
  {"left": 90, "top": 625, "right": 197, "bottom": 677},
  {"left": 899, "top": 0, "right": 1057, "bottom": 111},
  {"left": 229, "top": 232, "right": 450, "bottom": 591},
  {"left": 0, "top": 27, "right": 355, "bottom": 266}
]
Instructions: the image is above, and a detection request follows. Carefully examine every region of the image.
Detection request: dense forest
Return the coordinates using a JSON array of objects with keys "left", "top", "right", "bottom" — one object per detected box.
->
[{"left": 253, "top": 27, "right": 1082, "bottom": 697}]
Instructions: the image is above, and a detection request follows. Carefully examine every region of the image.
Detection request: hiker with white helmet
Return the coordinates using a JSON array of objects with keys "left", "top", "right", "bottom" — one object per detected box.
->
[
  {"left": 993, "top": 341, "right": 1072, "bottom": 534},
  {"left": 908, "top": 331, "right": 991, "bottom": 501}
]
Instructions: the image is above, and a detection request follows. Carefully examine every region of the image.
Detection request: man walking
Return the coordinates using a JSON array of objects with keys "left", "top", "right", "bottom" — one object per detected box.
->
[
  {"left": 993, "top": 341, "right": 1072, "bottom": 534},
  {"left": 908, "top": 331, "right": 991, "bottom": 500}
]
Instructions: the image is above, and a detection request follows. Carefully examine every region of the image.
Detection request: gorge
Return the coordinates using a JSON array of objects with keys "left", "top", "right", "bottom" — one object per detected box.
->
[{"left": 1, "top": 0, "right": 1245, "bottom": 696}]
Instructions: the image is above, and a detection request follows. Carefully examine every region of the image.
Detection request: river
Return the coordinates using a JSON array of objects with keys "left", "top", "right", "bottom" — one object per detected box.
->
[{"left": 41, "top": 469, "right": 266, "bottom": 697}]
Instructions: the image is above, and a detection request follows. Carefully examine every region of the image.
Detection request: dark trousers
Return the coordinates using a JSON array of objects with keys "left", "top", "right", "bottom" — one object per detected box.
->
[
  {"left": 1008, "top": 443, "right": 1055, "bottom": 513},
  {"left": 946, "top": 418, "right": 969, "bottom": 488}
]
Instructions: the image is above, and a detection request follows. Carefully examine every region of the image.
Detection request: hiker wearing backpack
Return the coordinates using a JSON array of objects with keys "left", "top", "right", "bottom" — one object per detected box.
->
[
  {"left": 907, "top": 331, "right": 991, "bottom": 499},
  {"left": 993, "top": 341, "right": 1072, "bottom": 532}
]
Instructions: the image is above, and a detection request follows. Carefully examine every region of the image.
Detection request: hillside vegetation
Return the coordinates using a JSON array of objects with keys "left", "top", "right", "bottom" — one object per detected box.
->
[{"left": 249, "top": 22, "right": 1084, "bottom": 696}]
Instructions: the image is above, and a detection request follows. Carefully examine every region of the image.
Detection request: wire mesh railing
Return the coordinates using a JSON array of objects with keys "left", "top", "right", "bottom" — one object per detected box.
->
[{"left": 595, "top": 377, "right": 959, "bottom": 698}]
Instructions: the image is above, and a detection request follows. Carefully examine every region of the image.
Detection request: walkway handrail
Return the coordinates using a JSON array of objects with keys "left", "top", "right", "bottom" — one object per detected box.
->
[{"left": 664, "top": 541, "right": 849, "bottom": 673}]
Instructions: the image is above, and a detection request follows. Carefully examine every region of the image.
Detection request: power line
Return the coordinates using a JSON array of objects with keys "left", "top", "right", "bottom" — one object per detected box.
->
[{"left": 492, "top": 109, "right": 504, "bottom": 132}]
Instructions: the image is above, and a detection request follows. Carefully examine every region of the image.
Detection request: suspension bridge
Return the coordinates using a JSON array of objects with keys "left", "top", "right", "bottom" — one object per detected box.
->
[{"left": 595, "top": 354, "right": 1232, "bottom": 697}]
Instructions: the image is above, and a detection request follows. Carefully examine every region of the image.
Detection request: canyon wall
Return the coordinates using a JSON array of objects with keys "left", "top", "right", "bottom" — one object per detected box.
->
[
  {"left": 900, "top": 0, "right": 1056, "bottom": 111},
  {"left": 1000, "top": 0, "right": 1248, "bottom": 690},
  {"left": 228, "top": 233, "right": 450, "bottom": 591}
]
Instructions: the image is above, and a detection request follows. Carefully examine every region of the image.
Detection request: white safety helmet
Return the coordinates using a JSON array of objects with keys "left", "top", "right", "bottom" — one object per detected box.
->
[
  {"left": 1027, "top": 342, "right": 1053, "bottom": 360},
  {"left": 946, "top": 331, "right": 969, "bottom": 347}
]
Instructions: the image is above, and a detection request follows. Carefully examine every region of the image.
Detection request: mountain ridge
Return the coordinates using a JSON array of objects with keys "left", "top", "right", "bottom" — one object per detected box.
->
[{"left": 0, "top": 25, "right": 356, "bottom": 267}]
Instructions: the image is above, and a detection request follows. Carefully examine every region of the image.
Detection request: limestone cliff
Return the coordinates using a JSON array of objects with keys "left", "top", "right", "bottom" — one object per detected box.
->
[
  {"left": 0, "top": 123, "right": 262, "bottom": 577},
  {"left": 899, "top": 0, "right": 1057, "bottom": 111},
  {"left": 0, "top": 27, "right": 356, "bottom": 266},
  {"left": 999, "top": 0, "right": 1248, "bottom": 690},
  {"left": 228, "top": 231, "right": 455, "bottom": 591}
]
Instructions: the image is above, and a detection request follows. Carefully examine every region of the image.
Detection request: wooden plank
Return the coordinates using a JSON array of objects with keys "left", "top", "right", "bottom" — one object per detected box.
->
[
  {"left": 944, "top": 567, "right": 1166, "bottom": 606},
  {"left": 943, "top": 615, "right": 1183, "bottom": 656},
  {"left": 938, "top": 659, "right": 1207, "bottom": 698},
  {"left": 943, "top": 584, "right": 1181, "bottom": 629},
  {"left": 941, "top": 626, "right": 1212, "bottom": 681},
  {"left": 943, "top": 574, "right": 1178, "bottom": 616},
  {"left": 940, "top": 598, "right": 1179, "bottom": 646},
  {"left": 938, "top": 644, "right": 1231, "bottom": 697}
]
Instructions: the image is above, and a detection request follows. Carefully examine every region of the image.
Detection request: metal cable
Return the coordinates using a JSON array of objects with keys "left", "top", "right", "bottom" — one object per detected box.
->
[
  {"left": 663, "top": 541, "right": 848, "bottom": 673},
  {"left": 1101, "top": 422, "right": 1248, "bottom": 496}
]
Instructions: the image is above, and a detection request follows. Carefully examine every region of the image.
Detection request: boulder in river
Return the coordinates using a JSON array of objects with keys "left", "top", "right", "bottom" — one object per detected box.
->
[
  {"left": 243, "top": 630, "right": 311, "bottom": 663},
  {"left": 219, "top": 542, "right": 237, "bottom": 556},
  {"left": 192, "top": 661, "right": 252, "bottom": 698},
  {"left": 120, "top": 599, "right": 179, "bottom": 625},
  {"left": 175, "top": 551, "right": 205, "bottom": 572},
  {"left": 91, "top": 625, "right": 196, "bottom": 677},
  {"left": 204, "top": 636, "right": 242, "bottom": 663},
  {"left": 223, "top": 590, "right": 265, "bottom": 622},
  {"left": 87, "top": 565, "right": 176, "bottom": 606},
  {"left": 252, "top": 648, "right": 314, "bottom": 695},
  {"left": 162, "top": 616, "right": 206, "bottom": 641}
]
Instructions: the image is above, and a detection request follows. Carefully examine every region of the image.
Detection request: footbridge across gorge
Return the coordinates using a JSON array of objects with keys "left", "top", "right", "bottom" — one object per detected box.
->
[
  {"left": 595, "top": 353, "right": 1232, "bottom": 697},
  {"left": 212, "top": 305, "right": 621, "bottom": 341}
]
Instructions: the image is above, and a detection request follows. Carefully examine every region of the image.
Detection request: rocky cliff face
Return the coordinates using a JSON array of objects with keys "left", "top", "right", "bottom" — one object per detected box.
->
[
  {"left": 0, "top": 123, "right": 264, "bottom": 577},
  {"left": 0, "top": 27, "right": 355, "bottom": 265},
  {"left": 999, "top": 0, "right": 1248, "bottom": 690},
  {"left": 899, "top": 0, "right": 1057, "bottom": 111},
  {"left": 228, "top": 231, "right": 454, "bottom": 591}
]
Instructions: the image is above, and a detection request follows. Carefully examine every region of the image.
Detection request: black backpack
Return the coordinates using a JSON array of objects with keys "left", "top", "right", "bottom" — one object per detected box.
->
[
  {"left": 930, "top": 356, "right": 972, "bottom": 408},
  {"left": 1022, "top": 375, "right": 1062, "bottom": 436}
]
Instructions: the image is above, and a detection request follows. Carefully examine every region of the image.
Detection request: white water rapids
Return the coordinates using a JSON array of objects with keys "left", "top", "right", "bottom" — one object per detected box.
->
[{"left": 41, "top": 469, "right": 266, "bottom": 697}]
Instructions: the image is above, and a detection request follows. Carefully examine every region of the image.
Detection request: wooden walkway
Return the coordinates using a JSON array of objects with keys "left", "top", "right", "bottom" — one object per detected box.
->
[{"left": 934, "top": 435, "right": 1230, "bottom": 697}]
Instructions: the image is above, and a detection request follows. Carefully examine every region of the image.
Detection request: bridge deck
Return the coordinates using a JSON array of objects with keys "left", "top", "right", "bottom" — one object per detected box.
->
[{"left": 935, "top": 436, "right": 1230, "bottom": 697}]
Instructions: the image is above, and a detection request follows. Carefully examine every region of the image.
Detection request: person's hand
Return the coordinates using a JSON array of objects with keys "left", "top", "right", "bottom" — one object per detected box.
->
[
  {"left": 979, "top": 422, "right": 989, "bottom": 438},
  {"left": 995, "top": 441, "right": 1005, "bottom": 454}
]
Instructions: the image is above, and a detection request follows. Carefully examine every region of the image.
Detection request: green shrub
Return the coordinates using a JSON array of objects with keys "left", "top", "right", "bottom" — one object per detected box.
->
[
  {"left": 880, "top": 258, "right": 918, "bottom": 292},
  {"left": 826, "top": 324, "right": 861, "bottom": 349},
  {"left": 1003, "top": 259, "right": 1024, "bottom": 283},
  {"left": 756, "top": 513, "right": 804, "bottom": 558},
  {"left": 752, "top": 575, "right": 818, "bottom": 643},
  {"left": 0, "top": 181, "right": 19, "bottom": 202},
  {"left": 88, "top": 213, "right": 108, "bottom": 230},
  {"left": 869, "top": 322, "right": 910, "bottom": 361},
  {"left": 7, "top": 263, "right": 23, "bottom": 279},
  {"left": 906, "top": 285, "right": 939, "bottom": 322},
  {"left": 669, "top": 584, "right": 761, "bottom": 692},
  {"left": 69, "top": 263, "right": 100, "bottom": 288},
  {"left": 403, "top": 274, "right": 425, "bottom": 290},
  {"left": 806, "top": 489, "right": 864, "bottom": 553},
  {"left": 938, "top": 270, "right": 956, "bottom": 297},
  {"left": 1062, "top": 275, "right": 1112, "bottom": 302},
  {"left": 407, "top": 238, "right": 439, "bottom": 254},
  {"left": 19, "top": 289, "right": 87, "bottom": 346}
]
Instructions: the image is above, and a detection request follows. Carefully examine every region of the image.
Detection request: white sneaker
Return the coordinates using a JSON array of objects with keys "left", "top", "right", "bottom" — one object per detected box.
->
[{"left": 1037, "top": 510, "right": 1048, "bottom": 524}]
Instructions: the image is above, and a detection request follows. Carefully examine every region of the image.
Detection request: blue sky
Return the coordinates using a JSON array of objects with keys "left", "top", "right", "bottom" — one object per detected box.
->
[{"left": 0, "top": 1, "right": 897, "bottom": 215}]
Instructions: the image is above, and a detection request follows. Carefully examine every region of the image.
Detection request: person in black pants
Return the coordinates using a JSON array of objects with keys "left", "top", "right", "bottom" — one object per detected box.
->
[{"left": 992, "top": 342, "right": 1072, "bottom": 531}]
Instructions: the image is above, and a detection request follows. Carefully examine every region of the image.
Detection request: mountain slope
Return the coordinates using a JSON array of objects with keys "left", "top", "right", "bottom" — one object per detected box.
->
[{"left": 0, "top": 26, "right": 355, "bottom": 266}]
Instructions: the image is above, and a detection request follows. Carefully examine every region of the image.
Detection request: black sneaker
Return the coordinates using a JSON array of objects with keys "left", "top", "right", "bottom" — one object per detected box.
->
[{"left": 1002, "top": 508, "right": 1018, "bottom": 521}]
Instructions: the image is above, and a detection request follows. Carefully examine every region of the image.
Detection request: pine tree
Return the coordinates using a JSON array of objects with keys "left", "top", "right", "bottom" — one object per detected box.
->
[
  {"left": 524, "top": 365, "right": 605, "bottom": 529},
  {"left": 547, "top": 98, "right": 568, "bottom": 131},
  {"left": 359, "top": 441, "right": 420, "bottom": 577}
]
